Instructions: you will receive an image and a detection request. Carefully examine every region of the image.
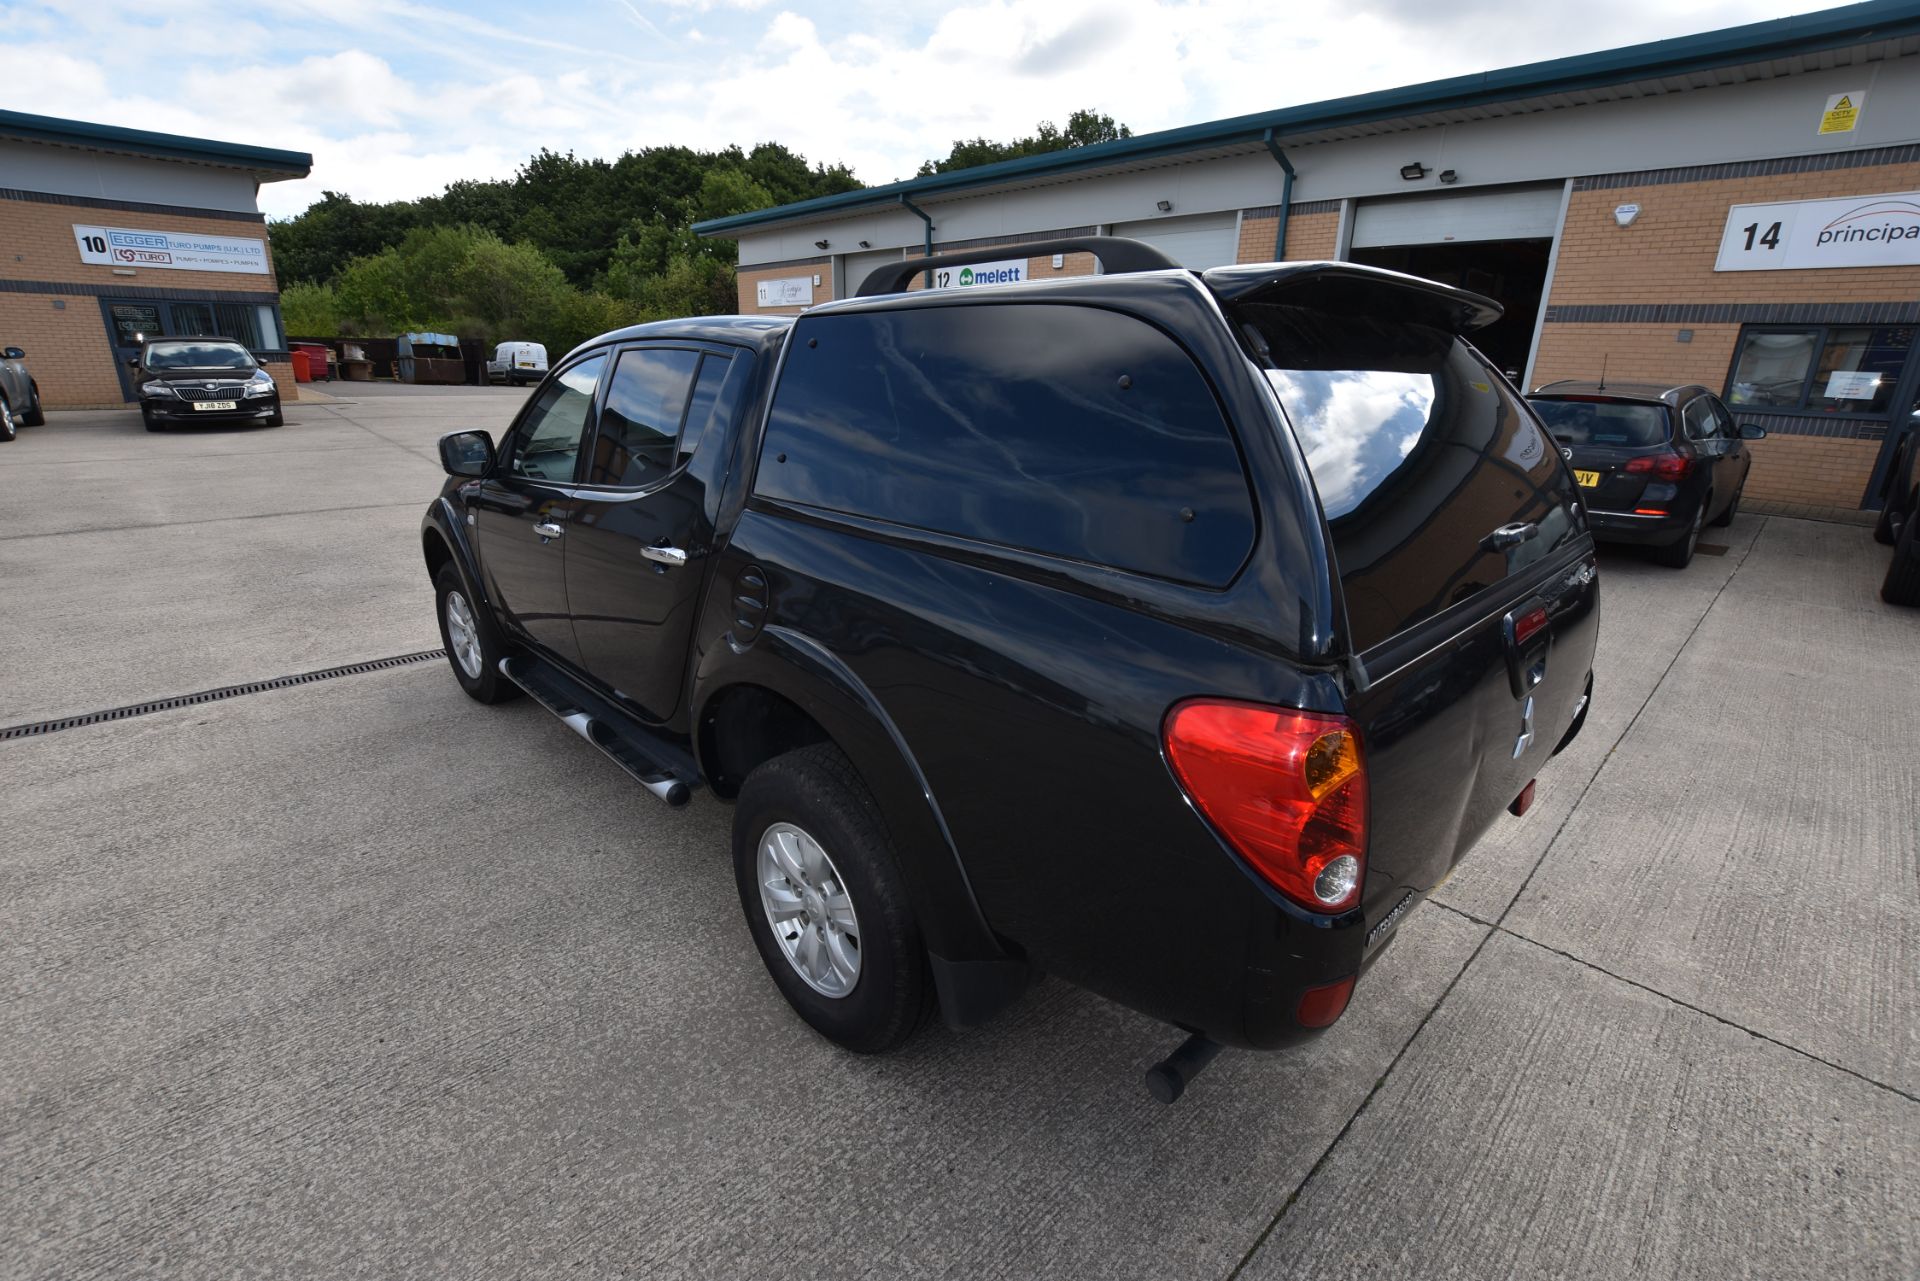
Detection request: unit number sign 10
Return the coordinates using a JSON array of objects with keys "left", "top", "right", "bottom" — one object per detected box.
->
[{"left": 1740, "top": 221, "right": 1783, "bottom": 252}]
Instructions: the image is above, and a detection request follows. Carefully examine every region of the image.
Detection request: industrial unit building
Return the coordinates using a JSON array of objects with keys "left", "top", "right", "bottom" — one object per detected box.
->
[
  {"left": 697, "top": 1, "right": 1920, "bottom": 512},
  {"left": 0, "top": 111, "right": 311, "bottom": 409}
]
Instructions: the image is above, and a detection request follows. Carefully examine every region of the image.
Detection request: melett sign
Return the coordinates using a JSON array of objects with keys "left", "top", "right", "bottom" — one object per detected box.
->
[
  {"left": 930, "top": 257, "right": 1028, "bottom": 290},
  {"left": 73, "top": 224, "right": 270, "bottom": 275},
  {"left": 1714, "top": 191, "right": 1920, "bottom": 271}
]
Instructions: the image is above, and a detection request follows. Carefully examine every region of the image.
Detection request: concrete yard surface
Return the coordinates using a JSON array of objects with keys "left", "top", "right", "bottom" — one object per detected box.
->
[{"left": 2, "top": 398, "right": 1915, "bottom": 1279}]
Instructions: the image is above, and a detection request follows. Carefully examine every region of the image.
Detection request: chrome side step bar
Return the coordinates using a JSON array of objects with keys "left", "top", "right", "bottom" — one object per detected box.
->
[{"left": 498, "top": 657, "right": 694, "bottom": 806}]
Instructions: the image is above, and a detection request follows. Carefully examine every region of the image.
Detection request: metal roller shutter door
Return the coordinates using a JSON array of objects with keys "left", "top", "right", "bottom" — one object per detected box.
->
[
  {"left": 1110, "top": 212, "right": 1239, "bottom": 269},
  {"left": 1351, "top": 186, "right": 1563, "bottom": 248}
]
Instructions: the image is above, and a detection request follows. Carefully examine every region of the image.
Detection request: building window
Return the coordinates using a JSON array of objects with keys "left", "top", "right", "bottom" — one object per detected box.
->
[{"left": 1725, "top": 324, "right": 1914, "bottom": 415}]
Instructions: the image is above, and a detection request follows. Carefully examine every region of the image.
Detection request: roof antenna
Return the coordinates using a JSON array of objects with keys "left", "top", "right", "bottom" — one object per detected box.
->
[{"left": 1597, "top": 353, "right": 1609, "bottom": 393}]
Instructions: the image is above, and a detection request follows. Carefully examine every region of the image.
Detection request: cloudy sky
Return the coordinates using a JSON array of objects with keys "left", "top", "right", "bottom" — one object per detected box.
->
[{"left": 1, "top": 0, "right": 1821, "bottom": 218}]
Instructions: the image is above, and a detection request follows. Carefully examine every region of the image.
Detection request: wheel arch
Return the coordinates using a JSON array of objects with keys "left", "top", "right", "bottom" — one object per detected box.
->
[{"left": 693, "top": 631, "right": 1030, "bottom": 1026}]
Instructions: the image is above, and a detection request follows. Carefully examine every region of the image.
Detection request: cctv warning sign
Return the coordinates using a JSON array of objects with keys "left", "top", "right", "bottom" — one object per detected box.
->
[{"left": 1818, "top": 90, "right": 1864, "bottom": 135}]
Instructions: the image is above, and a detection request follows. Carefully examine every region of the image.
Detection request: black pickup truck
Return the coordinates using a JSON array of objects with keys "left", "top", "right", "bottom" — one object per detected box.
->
[{"left": 422, "top": 238, "right": 1599, "bottom": 1099}]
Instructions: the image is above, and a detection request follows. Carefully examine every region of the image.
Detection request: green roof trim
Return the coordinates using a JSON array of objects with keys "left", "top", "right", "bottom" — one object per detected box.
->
[
  {"left": 0, "top": 109, "right": 312, "bottom": 179},
  {"left": 694, "top": 0, "right": 1920, "bottom": 236}
]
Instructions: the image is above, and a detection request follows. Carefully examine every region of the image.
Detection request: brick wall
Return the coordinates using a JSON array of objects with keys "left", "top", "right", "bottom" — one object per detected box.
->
[
  {"left": 0, "top": 291, "right": 128, "bottom": 406},
  {"left": 1238, "top": 210, "right": 1339, "bottom": 264},
  {"left": 1538, "top": 160, "right": 1920, "bottom": 508},
  {"left": 1, "top": 194, "right": 288, "bottom": 408},
  {"left": 2, "top": 196, "right": 279, "bottom": 292}
]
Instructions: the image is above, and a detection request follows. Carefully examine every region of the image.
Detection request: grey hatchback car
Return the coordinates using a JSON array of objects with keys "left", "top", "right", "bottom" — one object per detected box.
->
[{"left": 0, "top": 344, "right": 47, "bottom": 442}]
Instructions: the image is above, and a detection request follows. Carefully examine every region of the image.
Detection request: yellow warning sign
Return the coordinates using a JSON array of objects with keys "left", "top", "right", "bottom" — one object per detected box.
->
[{"left": 1819, "top": 90, "right": 1865, "bottom": 135}]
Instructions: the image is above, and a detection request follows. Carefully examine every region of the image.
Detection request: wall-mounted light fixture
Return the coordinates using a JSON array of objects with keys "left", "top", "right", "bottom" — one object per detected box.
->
[
  {"left": 1155, "top": 199, "right": 1173, "bottom": 212},
  {"left": 814, "top": 239, "right": 830, "bottom": 250},
  {"left": 111, "top": 267, "right": 137, "bottom": 276},
  {"left": 1438, "top": 169, "right": 1459, "bottom": 184},
  {"left": 1613, "top": 203, "right": 1641, "bottom": 228},
  {"left": 858, "top": 240, "right": 871, "bottom": 249},
  {"left": 1400, "top": 163, "right": 1428, "bottom": 181}
]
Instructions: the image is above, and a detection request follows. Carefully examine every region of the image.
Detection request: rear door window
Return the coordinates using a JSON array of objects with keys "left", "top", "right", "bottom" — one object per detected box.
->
[
  {"left": 1529, "top": 398, "right": 1671, "bottom": 446},
  {"left": 1240, "top": 305, "right": 1580, "bottom": 651},
  {"left": 755, "top": 303, "right": 1256, "bottom": 585}
]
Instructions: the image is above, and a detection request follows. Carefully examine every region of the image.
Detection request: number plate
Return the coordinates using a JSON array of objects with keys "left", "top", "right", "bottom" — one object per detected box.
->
[
  {"left": 192, "top": 400, "right": 238, "bottom": 411},
  {"left": 1573, "top": 469, "right": 1602, "bottom": 488}
]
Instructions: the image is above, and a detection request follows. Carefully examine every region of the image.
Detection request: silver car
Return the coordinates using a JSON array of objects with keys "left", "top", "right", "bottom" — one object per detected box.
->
[{"left": 0, "top": 344, "right": 45, "bottom": 443}]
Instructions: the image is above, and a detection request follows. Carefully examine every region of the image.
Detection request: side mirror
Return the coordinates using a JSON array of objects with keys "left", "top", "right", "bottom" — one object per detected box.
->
[
  {"left": 2, "top": 347, "right": 24, "bottom": 360},
  {"left": 125, "top": 355, "right": 141, "bottom": 368},
  {"left": 438, "top": 429, "right": 495, "bottom": 478},
  {"left": 1739, "top": 423, "right": 1767, "bottom": 440}
]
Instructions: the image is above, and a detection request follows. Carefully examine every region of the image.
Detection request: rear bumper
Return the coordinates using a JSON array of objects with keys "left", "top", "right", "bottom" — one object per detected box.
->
[{"left": 1585, "top": 506, "right": 1691, "bottom": 544}]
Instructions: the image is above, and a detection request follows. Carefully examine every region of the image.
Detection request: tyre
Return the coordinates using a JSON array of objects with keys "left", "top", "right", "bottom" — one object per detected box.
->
[
  {"left": 1882, "top": 498, "right": 1920, "bottom": 607},
  {"left": 142, "top": 403, "right": 164, "bottom": 432},
  {"left": 732, "top": 743, "right": 934, "bottom": 1053},
  {"left": 433, "top": 562, "right": 519, "bottom": 703},
  {"left": 1711, "top": 483, "right": 1741, "bottom": 527},
  {"left": 0, "top": 392, "right": 15, "bottom": 443},
  {"left": 264, "top": 406, "right": 285, "bottom": 427},
  {"left": 1653, "top": 502, "right": 1705, "bottom": 568},
  {"left": 21, "top": 381, "right": 44, "bottom": 427}
]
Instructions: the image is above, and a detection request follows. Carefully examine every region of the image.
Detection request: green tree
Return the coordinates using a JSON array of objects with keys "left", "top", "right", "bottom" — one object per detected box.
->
[
  {"left": 278, "top": 281, "right": 341, "bottom": 337},
  {"left": 917, "top": 109, "right": 1132, "bottom": 176}
]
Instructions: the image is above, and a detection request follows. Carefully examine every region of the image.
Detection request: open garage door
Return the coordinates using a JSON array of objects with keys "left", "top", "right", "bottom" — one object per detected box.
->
[
  {"left": 1110, "top": 212, "right": 1238, "bottom": 269},
  {"left": 1350, "top": 185, "right": 1563, "bottom": 379}
]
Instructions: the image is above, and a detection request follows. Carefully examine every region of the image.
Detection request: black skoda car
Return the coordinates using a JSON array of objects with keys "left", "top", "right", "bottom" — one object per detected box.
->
[
  {"left": 132, "top": 337, "right": 283, "bottom": 431},
  {"left": 1528, "top": 381, "right": 1765, "bottom": 568}
]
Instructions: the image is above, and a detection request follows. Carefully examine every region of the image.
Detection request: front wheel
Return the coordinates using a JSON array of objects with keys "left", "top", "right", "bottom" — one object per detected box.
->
[
  {"left": 0, "top": 393, "right": 15, "bottom": 443},
  {"left": 433, "top": 563, "right": 518, "bottom": 703},
  {"left": 142, "top": 404, "right": 163, "bottom": 432},
  {"left": 21, "top": 382, "right": 44, "bottom": 426},
  {"left": 264, "top": 406, "right": 284, "bottom": 427},
  {"left": 733, "top": 744, "right": 934, "bottom": 1054}
]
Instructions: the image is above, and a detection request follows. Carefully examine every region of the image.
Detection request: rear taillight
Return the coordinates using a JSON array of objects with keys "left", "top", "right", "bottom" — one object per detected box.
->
[
  {"left": 1624, "top": 452, "right": 1693, "bottom": 480},
  {"left": 1163, "top": 700, "right": 1368, "bottom": 913}
]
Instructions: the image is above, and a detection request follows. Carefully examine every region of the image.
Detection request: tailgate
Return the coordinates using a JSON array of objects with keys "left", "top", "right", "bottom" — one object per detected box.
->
[{"left": 1217, "top": 266, "right": 1599, "bottom": 940}]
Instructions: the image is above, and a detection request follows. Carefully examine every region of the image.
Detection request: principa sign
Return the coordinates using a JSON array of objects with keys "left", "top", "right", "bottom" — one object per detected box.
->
[{"left": 1714, "top": 190, "right": 1920, "bottom": 272}]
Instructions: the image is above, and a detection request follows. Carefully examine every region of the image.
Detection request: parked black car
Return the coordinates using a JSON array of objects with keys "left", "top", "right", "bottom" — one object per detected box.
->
[
  {"left": 1874, "top": 407, "right": 1920, "bottom": 606},
  {"left": 420, "top": 240, "right": 1599, "bottom": 1098},
  {"left": 1528, "top": 382, "right": 1765, "bottom": 568},
  {"left": 130, "top": 337, "right": 283, "bottom": 431}
]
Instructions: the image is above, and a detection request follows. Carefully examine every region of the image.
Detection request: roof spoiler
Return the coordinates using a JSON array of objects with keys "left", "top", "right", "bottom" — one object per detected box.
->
[
  {"left": 854, "top": 235, "right": 1180, "bottom": 297},
  {"left": 1201, "top": 262, "right": 1502, "bottom": 332}
]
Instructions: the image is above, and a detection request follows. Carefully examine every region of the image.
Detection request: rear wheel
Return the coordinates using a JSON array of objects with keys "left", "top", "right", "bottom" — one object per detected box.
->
[
  {"left": 1882, "top": 498, "right": 1920, "bottom": 607},
  {"left": 433, "top": 563, "right": 518, "bottom": 703},
  {"left": 1653, "top": 502, "right": 1705, "bottom": 568},
  {"left": 732, "top": 744, "right": 933, "bottom": 1053}
]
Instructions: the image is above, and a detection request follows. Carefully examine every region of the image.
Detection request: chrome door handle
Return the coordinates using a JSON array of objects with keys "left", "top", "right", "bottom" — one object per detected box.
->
[
  {"left": 641, "top": 544, "right": 687, "bottom": 567},
  {"left": 533, "top": 521, "right": 564, "bottom": 540}
]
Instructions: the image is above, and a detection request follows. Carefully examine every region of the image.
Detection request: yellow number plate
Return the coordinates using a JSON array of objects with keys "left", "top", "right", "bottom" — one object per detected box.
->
[{"left": 1573, "top": 469, "right": 1602, "bottom": 488}]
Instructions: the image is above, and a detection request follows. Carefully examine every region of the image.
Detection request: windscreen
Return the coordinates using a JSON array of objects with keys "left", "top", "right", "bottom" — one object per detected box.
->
[
  {"left": 1529, "top": 398, "right": 1670, "bottom": 447},
  {"left": 145, "top": 342, "right": 254, "bottom": 370},
  {"left": 1240, "top": 304, "right": 1581, "bottom": 652}
]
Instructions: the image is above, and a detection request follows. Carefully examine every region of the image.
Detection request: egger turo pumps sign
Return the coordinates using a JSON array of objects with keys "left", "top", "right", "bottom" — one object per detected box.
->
[{"left": 1715, "top": 191, "right": 1920, "bottom": 272}]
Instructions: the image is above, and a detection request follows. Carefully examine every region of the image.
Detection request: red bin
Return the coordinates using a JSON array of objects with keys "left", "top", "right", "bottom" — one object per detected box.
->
[{"left": 290, "top": 350, "right": 311, "bottom": 382}]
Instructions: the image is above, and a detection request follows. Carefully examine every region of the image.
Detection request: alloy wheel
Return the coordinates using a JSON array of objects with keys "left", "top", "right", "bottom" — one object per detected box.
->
[
  {"left": 444, "top": 589, "right": 483, "bottom": 679},
  {"left": 757, "top": 821, "right": 862, "bottom": 997}
]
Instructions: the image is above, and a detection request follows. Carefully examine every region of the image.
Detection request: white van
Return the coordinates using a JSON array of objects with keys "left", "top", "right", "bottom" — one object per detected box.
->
[{"left": 486, "top": 341, "right": 548, "bottom": 386}]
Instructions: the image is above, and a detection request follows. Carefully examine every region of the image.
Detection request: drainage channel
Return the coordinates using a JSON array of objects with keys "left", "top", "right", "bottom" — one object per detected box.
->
[{"left": 0, "top": 650, "right": 447, "bottom": 741}]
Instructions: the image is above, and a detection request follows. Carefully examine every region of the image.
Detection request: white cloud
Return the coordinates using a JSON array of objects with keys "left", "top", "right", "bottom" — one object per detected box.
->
[{"left": 0, "top": 0, "right": 1806, "bottom": 218}]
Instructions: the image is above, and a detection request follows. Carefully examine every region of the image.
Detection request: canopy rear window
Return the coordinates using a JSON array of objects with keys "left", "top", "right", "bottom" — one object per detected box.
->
[{"left": 1237, "top": 303, "right": 1580, "bottom": 652}]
